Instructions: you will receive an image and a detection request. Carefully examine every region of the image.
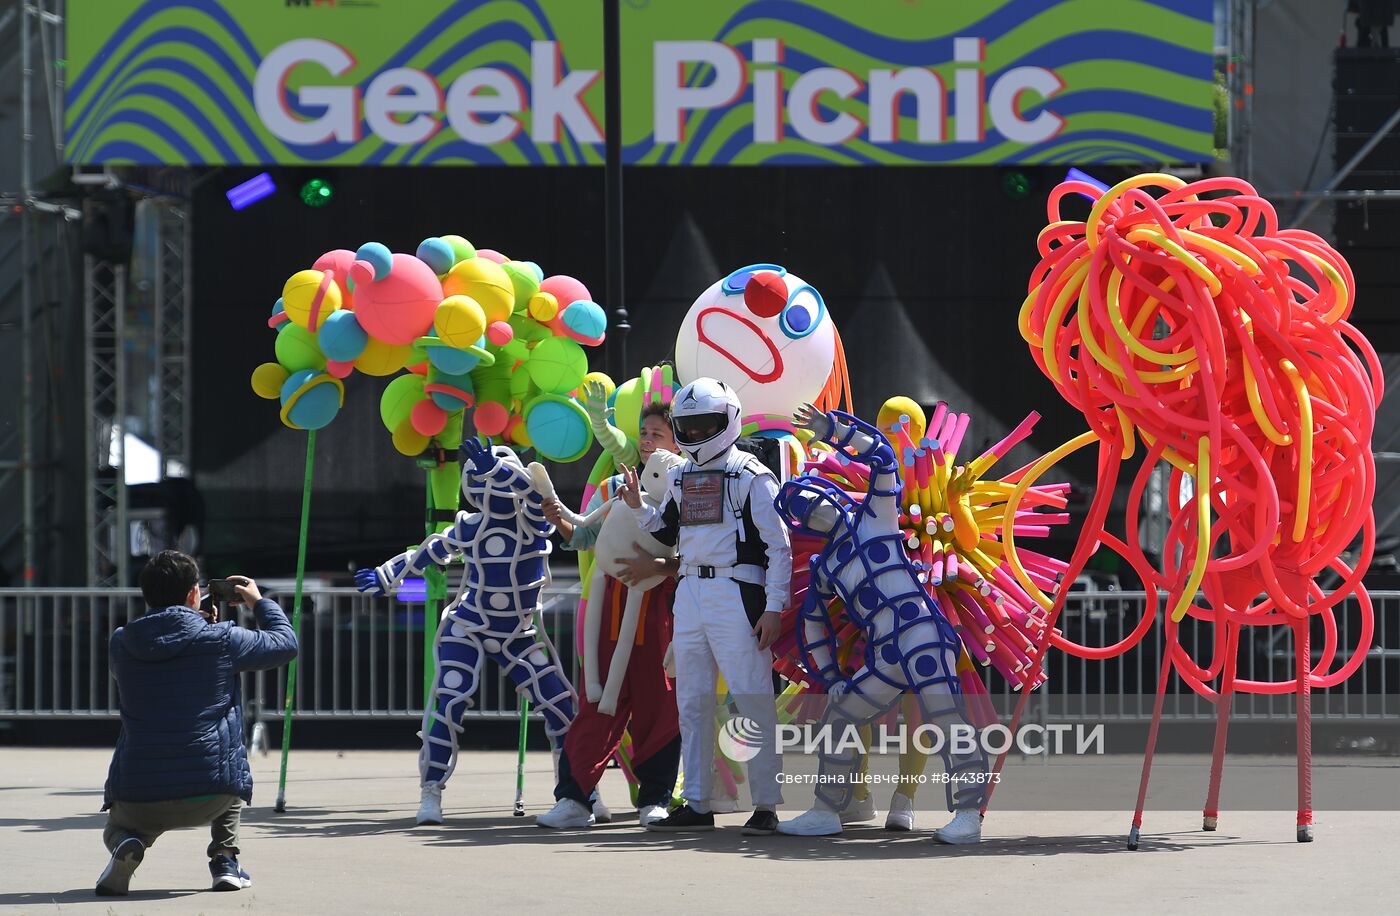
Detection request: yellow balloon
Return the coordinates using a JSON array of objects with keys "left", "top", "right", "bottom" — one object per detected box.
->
[
  {"left": 443, "top": 257, "right": 514, "bottom": 323},
  {"left": 506, "top": 416, "right": 532, "bottom": 448},
  {"left": 435, "top": 295, "right": 487, "bottom": 347},
  {"left": 582, "top": 370, "right": 615, "bottom": 401},
  {"left": 528, "top": 290, "right": 559, "bottom": 322},
  {"left": 353, "top": 337, "right": 412, "bottom": 376},
  {"left": 878, "top": 395, "right": 926, "bottom": 442},
  {"left": 281, "top": 269, "right": 341, "bottom": 330},
  {"left": 251, "top": 362, "right": 289, "bottom": 400},
  {"left": 392, "top": 417, "right": 430, "bottom": 456}
]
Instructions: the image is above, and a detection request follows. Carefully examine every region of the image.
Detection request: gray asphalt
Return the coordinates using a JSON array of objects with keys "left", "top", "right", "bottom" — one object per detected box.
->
[{"left": 1, "top": 747, "right": 1394, "bottom": 914}]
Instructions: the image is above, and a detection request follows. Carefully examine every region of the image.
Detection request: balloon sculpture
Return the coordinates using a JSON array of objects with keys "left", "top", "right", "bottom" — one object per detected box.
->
[
  {"left": 675, "top": 262, "right": 851, "bottom": 472},
  {"left": 251, "top": 236, "right": 607, "bottom": 509},
  {"left": 1006, "top": 172, "right": 1381, "bottom": 846}
]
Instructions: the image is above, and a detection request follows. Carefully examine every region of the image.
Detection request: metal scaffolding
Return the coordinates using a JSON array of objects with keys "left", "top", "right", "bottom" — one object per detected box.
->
[
  {"left": 2, "top": 0, "right": 194, "bottom": 586},
  {"left": 83, "top": 257, "right": 128, "bottom": 587},
  {"left": 1, "top": 0, "right": 72, "bottom": 585},
  {"left": 154, "top": 200, "right": 193, "bottom": 480}
]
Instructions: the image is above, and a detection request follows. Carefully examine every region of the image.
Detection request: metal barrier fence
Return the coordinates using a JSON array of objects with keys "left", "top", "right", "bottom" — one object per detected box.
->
[{"left": 1, "top": 586, "right": 1396, "bottom": 724}]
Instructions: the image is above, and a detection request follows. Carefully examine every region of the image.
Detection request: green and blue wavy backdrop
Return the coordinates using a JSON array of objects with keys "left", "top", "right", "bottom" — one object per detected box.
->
[
  {"left": 67, "top": 0, "right": 1214, "bottom": 167},
  {"left": 66, "top": 0, "right": 604, "bottom": 166},
  {"left": 622, "top": 0, "right": 1215, "bottom": 165}
]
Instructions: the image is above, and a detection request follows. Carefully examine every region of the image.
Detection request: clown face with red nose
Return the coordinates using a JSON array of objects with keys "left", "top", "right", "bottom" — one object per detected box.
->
[{"left": 674, "top": 265, "right": 841, "bottom": 430}]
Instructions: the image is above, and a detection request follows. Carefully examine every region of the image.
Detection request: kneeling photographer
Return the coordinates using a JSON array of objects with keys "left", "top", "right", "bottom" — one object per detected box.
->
[{"left": 97, "top": 550, "right": 299, "bottom": 896}]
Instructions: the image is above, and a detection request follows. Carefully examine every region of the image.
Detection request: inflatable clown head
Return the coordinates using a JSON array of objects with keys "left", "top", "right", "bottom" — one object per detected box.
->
[{"left": 675, "top": 264, "right": 836, "bottom": 421}]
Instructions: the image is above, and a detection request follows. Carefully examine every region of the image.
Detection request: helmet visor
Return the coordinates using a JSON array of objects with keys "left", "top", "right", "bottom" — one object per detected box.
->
[{"left": 673, "top": 412, "right": 727, "bottom": 445}]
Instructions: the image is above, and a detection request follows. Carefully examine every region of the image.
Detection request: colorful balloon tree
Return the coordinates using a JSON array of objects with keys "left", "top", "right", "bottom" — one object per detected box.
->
[
  {"left": 252, "top": 236, "right": 606, "bottom": 471},
  {"left": 1001, "top": 172, "right": 1382, "bottom": 846}
]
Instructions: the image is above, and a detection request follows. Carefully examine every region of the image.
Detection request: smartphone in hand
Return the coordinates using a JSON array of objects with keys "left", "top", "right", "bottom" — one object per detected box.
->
[{"left": 206, "top": 579, "right": 240, "bottom": 603}]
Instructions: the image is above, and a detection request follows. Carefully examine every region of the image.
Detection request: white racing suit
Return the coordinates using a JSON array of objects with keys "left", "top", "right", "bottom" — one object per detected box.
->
[{"left": 632, "top": 444, "right": 791, "bottom": 812}]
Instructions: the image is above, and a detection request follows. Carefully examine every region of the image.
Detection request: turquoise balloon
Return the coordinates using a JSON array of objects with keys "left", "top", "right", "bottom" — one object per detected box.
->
[
  {"left": 355, "top": 241, "right": 392, "bottom": 279},
  {"left": 416, "top": 237, "right": 455, "bottom": 275},
  {"left": 426, "top": 344, "right": 482, "bottom": 375},
  {"left": 428, "top": 368, "right": 474, "bottom": 411},
  {"left": 279, "top": 370, "right": 341, "bottom": 430},
  {"left": 562, "top": 300, "right": 607, "bottom": 340},
  {"left": 524, "top": 395, "right": 592, "bottom": 462},
  {"left": 318, "top": 309, "right": 368, "bottom": 362}
]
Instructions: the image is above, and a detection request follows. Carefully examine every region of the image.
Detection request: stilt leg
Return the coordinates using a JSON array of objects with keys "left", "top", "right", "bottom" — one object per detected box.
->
[
  {"left": 1296, "top": 618, "right": 1314, "bottom": 843},
  {"left": 1130, "top": 625, "right": 1177, "bottom": 850},
  {"left": 1203, "top": 622, "right": 1239, "bottom": 831}
]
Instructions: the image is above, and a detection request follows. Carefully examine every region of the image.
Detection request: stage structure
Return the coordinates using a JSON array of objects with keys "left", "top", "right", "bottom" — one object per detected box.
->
[{"left": 1, "top": 0, "right": 194, "bottom": 586}]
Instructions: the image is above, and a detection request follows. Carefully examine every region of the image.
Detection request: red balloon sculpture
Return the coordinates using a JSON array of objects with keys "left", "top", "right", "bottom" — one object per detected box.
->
[{"left": 993, "top": 173, "right": 1382, "bottom": 847}]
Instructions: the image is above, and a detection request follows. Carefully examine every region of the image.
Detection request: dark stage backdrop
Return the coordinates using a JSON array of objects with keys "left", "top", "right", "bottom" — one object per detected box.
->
[{"left": 192, "top": 166, "right": 1115, "bottom": 580}]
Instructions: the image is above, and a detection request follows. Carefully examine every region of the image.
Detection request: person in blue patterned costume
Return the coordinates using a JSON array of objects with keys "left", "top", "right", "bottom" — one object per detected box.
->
[
  {"left": 774, "top": 404, "right": 987, "bottom": 843},
  {"left": 357, "top": 439, "right": 575, "bottom": 825}
]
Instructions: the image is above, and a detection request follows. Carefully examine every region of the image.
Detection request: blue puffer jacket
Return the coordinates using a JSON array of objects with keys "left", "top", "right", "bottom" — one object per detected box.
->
[{"left": 104, "top": 598, "right": 298, "bottom": 807}]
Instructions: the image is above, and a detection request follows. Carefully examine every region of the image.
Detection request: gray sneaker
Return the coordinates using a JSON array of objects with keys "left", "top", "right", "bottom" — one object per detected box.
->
[{"left": 95, "top": 837, "right": 145, "bottom": 896}]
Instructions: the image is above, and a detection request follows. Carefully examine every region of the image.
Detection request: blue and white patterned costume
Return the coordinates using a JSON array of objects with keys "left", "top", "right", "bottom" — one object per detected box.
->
[
  {"left": 357, "top": 440, "right": 576, "bottom": 791},
  {"left": 775, "top": 409, "right": 987, "bottom": 816}
]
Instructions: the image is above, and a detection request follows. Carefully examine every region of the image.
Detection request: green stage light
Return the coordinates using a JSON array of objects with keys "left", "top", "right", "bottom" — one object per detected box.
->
[
  {"left": 300, "top": 178, "right": 334, "bottom": 207},
  {"left": 1001, "top": 169, "right": 1032, "bottom": 200}
]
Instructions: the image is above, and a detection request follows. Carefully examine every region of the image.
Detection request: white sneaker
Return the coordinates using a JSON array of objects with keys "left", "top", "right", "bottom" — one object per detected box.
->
[
  {"left": 637, "top": 804, "right": 669, "bottom": 827},
  {"left": 416, "top": 784, "right": 443, "bottom": 826},
  {"left": 885, "top": 793, "right": 915, "bottom": 832},
  {"left": 840, "top": 793, "right": 878, "bottom": 825},
  {"left": 776, "top": 807, "right": 843, "bottom": 836},
  {"left": 709, "top": 795, "right": 738, "bottom": 814},
  {"left": 536, "top": 797, "right": 596, "bottom": 829},
  {"left": 592, "top": 797, "right": 612, "bottom": 824},
  {"left": 933, "top": 809, "right": 982, "bottom": 845}
]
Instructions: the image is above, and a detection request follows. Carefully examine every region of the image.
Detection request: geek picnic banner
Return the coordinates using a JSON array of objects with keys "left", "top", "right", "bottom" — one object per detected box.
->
[{"left": 65, "top": 0, "right": 1215, "bottom": 167}]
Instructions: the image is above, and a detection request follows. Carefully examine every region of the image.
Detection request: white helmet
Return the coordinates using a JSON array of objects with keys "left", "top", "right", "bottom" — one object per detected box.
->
[{"left": 671, "top": 377, "right": 742, "bottom": 466}]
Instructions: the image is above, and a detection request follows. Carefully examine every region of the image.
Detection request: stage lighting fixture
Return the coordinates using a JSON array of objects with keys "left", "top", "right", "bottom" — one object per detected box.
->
[
  {"left": 226, "top": 172, "right": 276, "bottom": 210},
  {"left": 300, "top": 178, "right": 334, "bottom": 207},
  {"left": 1000, "top": 169, "right": 1032, "bottom": 200}
]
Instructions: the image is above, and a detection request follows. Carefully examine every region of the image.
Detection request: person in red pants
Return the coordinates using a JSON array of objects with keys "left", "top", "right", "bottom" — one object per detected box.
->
[{"left": 537, "top": 403, "right": 682, "bottom": 829}]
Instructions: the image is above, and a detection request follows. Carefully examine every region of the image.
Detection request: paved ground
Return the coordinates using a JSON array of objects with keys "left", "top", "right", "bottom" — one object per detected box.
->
[{"left": 1, "top": 747, "right": 1396, "bottom": 914}]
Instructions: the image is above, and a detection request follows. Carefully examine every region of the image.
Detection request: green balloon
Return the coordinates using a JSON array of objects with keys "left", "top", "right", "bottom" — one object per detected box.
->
[
  {"left": 442, "top": 234, "right": 476, "bottom": 266},
  {"left": 510, "top": 359, "right": 537, "bottom": 401},
  {"left": 502, "top": 261, "right": 541, "bottom": 311},
  {"left": 274, "top": 323, "right": 326, "bottom": 373},
  {"left": 525, "top": 336, "right": 588, "bottom": 395},
  {"left": 379, "top": 373, "right": 425, "bottom": 432},
  {"left": 510, "top": 313, "right": 551, "bottom": 343}
]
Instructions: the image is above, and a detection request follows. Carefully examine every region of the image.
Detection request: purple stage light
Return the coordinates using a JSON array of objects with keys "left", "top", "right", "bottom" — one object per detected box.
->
[
  {"left": 395, "top": 577, "right": 427, "bottom": 603},
  {"left": 227, "top": 172, "right": 276, "bottom": 210},
  {"left": 1066, "top": 167, "right": 1111, "bottom": 196}
]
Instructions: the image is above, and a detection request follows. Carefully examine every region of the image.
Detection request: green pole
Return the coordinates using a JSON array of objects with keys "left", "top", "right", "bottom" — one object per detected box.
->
[
  {"left": 513, "top": 692, "right": 530, "bottom": 816},
  {"left": 514, "top": 609, "right": 549, "bottom": 815},
  {"left": 274, "top": 429, "right": 316, "bottom": 813},
  {"left": 422, "top": 475, "right": 446, "bottom": 707}
]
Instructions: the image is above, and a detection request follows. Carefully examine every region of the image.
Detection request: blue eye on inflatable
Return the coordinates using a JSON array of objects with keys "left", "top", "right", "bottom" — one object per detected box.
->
[
  {"left": 781, "top": 285, "right": 825, "bottom": 339},
  {"left": 721, "top": 262, "right": 787, "bottom": 296}
]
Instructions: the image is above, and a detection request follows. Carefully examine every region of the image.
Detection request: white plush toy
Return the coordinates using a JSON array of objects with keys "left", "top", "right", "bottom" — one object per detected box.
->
[{"left": 529, "top": 449, "right": 684, "bottom": 715}]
